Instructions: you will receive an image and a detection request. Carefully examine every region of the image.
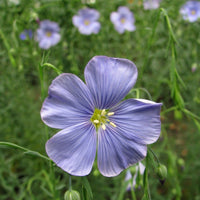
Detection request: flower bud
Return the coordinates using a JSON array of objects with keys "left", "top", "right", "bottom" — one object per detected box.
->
[
  {"left": 156, "top": 164, "right": 167, "bottom": 184},
  {"left": 64, "top": 190, "right": 80, "bottom": 200},
  {"left": 174, "top": 110, "right": 182, "bottom": 120},
  {"left": 177, "top": 158, "right": 185, "bottom": 170}
]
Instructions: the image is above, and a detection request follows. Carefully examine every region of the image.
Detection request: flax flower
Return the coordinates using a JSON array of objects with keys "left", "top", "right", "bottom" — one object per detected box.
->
[
  {"left": 72, "top": 8, "right": 101, "bottom": 35},
  {"left": 41, "top": 56, "right": 162, "bottom": 177},
  {"left": 36, "top": 20, "right": 61, "bottom": 49},
  {"left": 180, "top": 1, "right": 200, "bottom": 22},
  {"left": 19, "top": 29, "right": 33, "bottom": 40},
  {"left": 110, "top": 6, "right": 135, "bottom": 34},
  {"left": 143, "top": 0, "right": 161, "bottom": 10}
]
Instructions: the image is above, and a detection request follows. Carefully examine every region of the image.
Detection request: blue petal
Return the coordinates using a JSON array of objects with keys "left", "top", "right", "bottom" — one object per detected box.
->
[
  {"left": 110, "top": 12, "right": 120, "bottom": 24},
  {"left": 109, "top": 99, "right": 162, "bottom": 144},
  {"left": 40, "top": 20, "right": 60, "bottom": 32},
  {"left": 84, "top": 56, "right": 138, "bottom": 109},
  {"left": 72, "top": 16, "right": 82, "bottom": 27},
  {"left": 79, "top": 8, "right": 100, "bottom": 21},
  {"left": 39, "top": 38, "right": 52, "bottom": 49},
  {"left": 50, "top": 33, "right": 61, "bottom": 45},
  {"left": 97, "top": 125, "right": 147, "bottom": 177},
  {"left": 41, "top": 74, "right": 94, "bottom": 129},
  {"left": 79, "top": 22, "right": 101, "bottom": 35},
  {"left": 46, "top": 122, "right": 96, "bottom": 176}
]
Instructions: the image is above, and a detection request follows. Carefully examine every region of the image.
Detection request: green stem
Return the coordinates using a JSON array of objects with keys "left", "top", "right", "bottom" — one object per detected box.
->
[
  {"left": 148, "top": 147, "right": 160, "bottom": 165},
  {"left": 143, "top": 154, "right": 151, "bottom": 200},
  {"left": 0, "top": 29, "right": 16, "bottom": 67},
  {"left": 130, "top": 182, "right": 137, "bottom": 200},
  {"left": 69, "top": 175, "right": 72, "bottom": 191}
]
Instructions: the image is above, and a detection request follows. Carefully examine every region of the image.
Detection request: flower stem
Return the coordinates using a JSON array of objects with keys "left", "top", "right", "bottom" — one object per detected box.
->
[{"left": 69, "top": 175, "right": 72, "bottom": 191}]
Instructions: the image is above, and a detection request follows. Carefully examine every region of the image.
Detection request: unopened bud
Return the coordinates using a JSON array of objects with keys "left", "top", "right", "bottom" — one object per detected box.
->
[
  {"left": 64, "top": 190, "right": 80, "bottom": 200},
  {"left": 177, "top": 158, "right": 185, "bottom": 170},
  {"left": 174, "top": 110, "right": 182, "bottom": 120},
  {"left": 156, "top": 164, "right": 167, "bottom": 184}
]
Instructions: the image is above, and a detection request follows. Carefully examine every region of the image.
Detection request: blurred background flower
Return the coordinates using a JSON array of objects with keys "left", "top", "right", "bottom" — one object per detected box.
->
[
  {"left": 180, "top": 1, "right": 200, "bottom": 22},
  {"left": 19, "top": 29, "right": 33, "bottom": 40},
  {"left": 110, "top": 6, "right": 135, "bottom": 34},
  {"left": 143, "top": 0, "right": 161, "bottom": 10},
  {"left": 72, "top": 8, "right": 101, "bottom": 35},
  {"left": 36, "top": 20, "right": 61, "bottom": 49}
]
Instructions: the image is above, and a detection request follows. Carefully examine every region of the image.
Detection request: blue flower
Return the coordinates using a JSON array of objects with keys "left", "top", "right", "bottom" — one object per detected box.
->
[
  {"left": 72, "top": 8, "right": 101, "bottom": 35},
  {"left": 143, "top": 0, "right": 161, "bottom": 10},
  {"left": 19, "top": 29, "right": 33, "bottom": 40},
  {"left": 180, "top": 1, "right": 200, "bottom": 22},
  {"left": 110, "top": 6, "right": 135, "bottom": 34},
  {"left": 41, "top": 56, "right": 162, "bottom": 177},
  {"left": 36, "top": 20, "right": 61, "bottom": 49}
]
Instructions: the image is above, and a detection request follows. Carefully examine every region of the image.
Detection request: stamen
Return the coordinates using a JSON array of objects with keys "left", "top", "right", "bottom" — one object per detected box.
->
[
  {"left": 107, "top": 112, "right": 114, "bottom": 116},
  {"left": 84, "top": 20, "right": 90, "bottom": 26},
  {"left": 45, "top": 31, "right": 52, "bottom": 37},
  {"left": 191, "top": 10, "right": 196, "bottom": 15},
  {"left": 101, "top": 109, "right": 106, "bottom": 116},
  {"left": 101, "top": 124, "right": 106, "bottom": 130},
  {"left": 110, "top": 122, "right": 117, "bottom": 127},
  {"left": 93, "top": 120, "right": 99, "bottom": 124},
  {"left": 120, "top": 18, "right": 126, "bottom": 24}
]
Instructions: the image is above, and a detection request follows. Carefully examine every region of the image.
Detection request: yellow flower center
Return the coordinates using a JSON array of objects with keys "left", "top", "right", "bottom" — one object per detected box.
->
[
  {"left": 120, "top": 18, "right": 126, "bottom": 24},
  {"left": 46, "top": 31, "right": 52, "bottom": 37},
  {"left": 84, "top": 20, "right": 90, "bottom": 26},
  {"left": 191, "top": 10, "right": 196, "bottom": 15},
  {"left": 90, "top": 108, "right": 116, "bottom": 131}
]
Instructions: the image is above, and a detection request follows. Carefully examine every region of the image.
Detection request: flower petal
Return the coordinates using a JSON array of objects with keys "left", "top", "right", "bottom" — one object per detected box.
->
[
  {"left": 72, "top": 16, "right": 82, "bottom": 27},
  {"left": 79, "top": 8, "right": 100, "bottom": 21},
  {"left": 84, "top": 56, "right": 138, "bottom": 109},
  {"left": 110, "top": 12, "right": 120, "bottom": 24},
  {"left": 109, "top": 99, "right": 162, "bottom": 144},
  {"left": 40, "top": 20, "right": 60, "bottom": 32},
  {"left": 79, "top": 22, "right": 101, "bottom": 35},
  {"left": 97, "top": 126, "right": 147, "bottom": 177},
  {"left": 41, "top": 73, "right": 94, "bottom": 129},
  {"left": 46, "top": 122, "right": 97, "bottom": 176},
  {"left": 50, "top": 33, "right": 61, "bottom": 45}
]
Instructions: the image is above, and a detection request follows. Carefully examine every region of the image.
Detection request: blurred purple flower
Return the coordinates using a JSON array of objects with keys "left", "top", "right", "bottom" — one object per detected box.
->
[
  {"left": 110, "top": 6, "right": 135, "bottom": 34},
  {"left": 41, "top": 56, "right": 162, "bottom": 177},
  {"left": 125, "top": 162, "right": 145, "bottom": 190},
  {"left": 19, "top": 29, "right": 33, "bottom": 40},
  {"left": 180, "top": 1, "right": 200, "bottom": 22},
  {"left": 36, "top": 20, "right": 61, "bottom": 49},
  {"left": 191, "top": 63, "right": 197, "bottom": 72},
  {"left": 72, "top": 8, "right": 101, "bottom": 35},
  {"left": 143, "top": 0, "right": 161, "bottom": 10}
]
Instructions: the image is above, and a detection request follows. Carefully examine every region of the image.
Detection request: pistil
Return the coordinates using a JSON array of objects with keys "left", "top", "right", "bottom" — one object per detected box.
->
[{"left": 90, "top": 108, "right": 117, "bottom": 131}]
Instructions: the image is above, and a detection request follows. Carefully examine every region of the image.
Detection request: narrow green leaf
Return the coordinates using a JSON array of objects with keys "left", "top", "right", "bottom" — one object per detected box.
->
[{"left": 82, "top": 177, "right": 93, "bottom": 200}]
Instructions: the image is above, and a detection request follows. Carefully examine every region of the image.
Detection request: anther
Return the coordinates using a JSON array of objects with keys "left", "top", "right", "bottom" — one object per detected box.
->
[
  {"left": 101, "top": 124, "right": 106, "bottom": 130},
  {"left": 107, "top": 112, "right": 114, "bottom": 116},
  {"left": 93, "top": 120, "right": 99, "bottom": 124},
  {"left": 101, "top": 109, "right": 106, "bottom": 116},
  {"left": 110, "top": 122, "right": 117, "bottom": 127}
]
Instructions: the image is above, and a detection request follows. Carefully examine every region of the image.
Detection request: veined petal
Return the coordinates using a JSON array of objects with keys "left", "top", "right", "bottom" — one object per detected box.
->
[
  {"left": 46, "top": 122, "right": 97, "bottom": 176},
  {"left": 97, "top": 126, "right": 147, "bottom": 177},
  {"left": 84, "top": 56, "right": 138, "bottom": 109},
  {"left": 109, "top": 99, "right": 162, "bottom": 144},
  {"left": 41, "top": 73, "right": 94, "bottom": 129}
]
